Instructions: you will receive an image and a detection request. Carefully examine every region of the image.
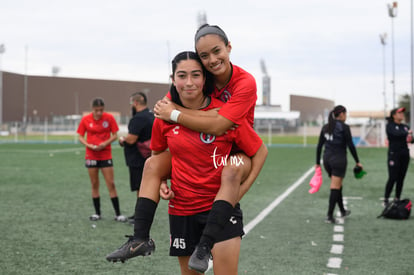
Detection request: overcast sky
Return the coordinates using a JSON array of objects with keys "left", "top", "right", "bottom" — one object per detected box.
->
[{"left": 1, "top": 0, "right": 413, "bottom": 112}]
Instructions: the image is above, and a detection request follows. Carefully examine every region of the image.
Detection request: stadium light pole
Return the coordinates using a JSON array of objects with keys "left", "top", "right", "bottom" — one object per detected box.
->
[
  {"left": 411, "top": 0, "right": 414, "bottom": 127},
  {"left": 380, "top": 33, "right": 388, "bottom": 118},
  {"left": 387, "top": 2, "right": 398, "bottom": 108},
  {"left": 23, "top": 45, "right": 28, "bottom": 130},
  {"left": 0, "top": 44, "right": 5, "bottom": 126}
]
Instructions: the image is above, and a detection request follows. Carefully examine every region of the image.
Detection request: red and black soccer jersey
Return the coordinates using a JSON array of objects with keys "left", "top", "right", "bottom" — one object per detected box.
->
[
  {"left": 214, "top": 64, "right": 257, "bottom": 127},
  {"left": 151, "top": 97, "right": 263, "bottom": 216},
  {"left": 77, "top": 112, "right": 119, "bottom": 160}
]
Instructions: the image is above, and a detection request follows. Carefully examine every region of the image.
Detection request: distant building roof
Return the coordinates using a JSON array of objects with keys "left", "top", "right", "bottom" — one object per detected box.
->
[
  {"left": 348, "top": 111, "right": 387, "bottom": 119},
  {"left": 254, "top": 110, "right": 300, "bottom": 120}
]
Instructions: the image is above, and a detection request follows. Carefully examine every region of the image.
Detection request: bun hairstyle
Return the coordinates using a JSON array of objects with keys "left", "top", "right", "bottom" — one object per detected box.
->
[
  {"left": 169, "top": 51, "right": 214, "bottom": 107},
  {"left": 326, "top": 105, "right": 347, "bottom": 135},
  {"left": 194, "top": 24, "right": 229, "bottom": 46},
  {"left": 92, "top": 97, "right": 105, "bottom": 107}
]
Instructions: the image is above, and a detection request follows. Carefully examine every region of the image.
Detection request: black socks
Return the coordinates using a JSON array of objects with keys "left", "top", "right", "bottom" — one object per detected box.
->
[
  {"left": 93, "top": 197, "right": 101, "bottom": 216},
  {"left": 111, "top": 197, "right": 121, "bottom": 216},
  {"left": 327, "top": 189, "right": 340, "bottom": 217},
  {"left": 337, "top": 187, "right": 345, "bottom": 213},
  {"left": 133, "top": 197, "right": 157, "bottom": 240},
  {"left": 199, "top": 200, "right": 234, "bottom": 249}
]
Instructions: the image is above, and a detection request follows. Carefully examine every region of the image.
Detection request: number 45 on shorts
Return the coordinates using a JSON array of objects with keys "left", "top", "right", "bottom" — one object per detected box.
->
[{"left": 172, "top": 238, "right": 186, "bottom": 249}]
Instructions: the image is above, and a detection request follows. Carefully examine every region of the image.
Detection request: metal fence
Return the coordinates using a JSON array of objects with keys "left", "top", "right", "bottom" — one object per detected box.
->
[{"left": 0, "top": 118, "right": 390, "bottom": 148}]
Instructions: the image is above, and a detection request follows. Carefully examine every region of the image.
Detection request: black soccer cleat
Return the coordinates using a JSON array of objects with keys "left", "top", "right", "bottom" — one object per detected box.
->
[
  {"left": 105, "top": 235, "right": 155, "bottom": 263},
  {"left": 325, "top": 216, "right": 337, "bottom": 224},
  {"left": 340, "top": 209, "right": 351, "bottom": 217},
  {"left": 188, "top": 244, "right": 211, "bottom": 273}
]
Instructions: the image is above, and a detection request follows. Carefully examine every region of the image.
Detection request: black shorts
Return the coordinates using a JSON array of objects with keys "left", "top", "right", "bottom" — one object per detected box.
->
[
  {"left": 128, "top": 166, "right": 143, "bottom": 192},
  {"left": 84, "top": 159, "right": 113, "bottom": 168},
  {"left": 323, "top": 155, "right": 346, "bottom": 178},
  {"left": 169, "top": 204, "right": 244, "bottom": 257}
]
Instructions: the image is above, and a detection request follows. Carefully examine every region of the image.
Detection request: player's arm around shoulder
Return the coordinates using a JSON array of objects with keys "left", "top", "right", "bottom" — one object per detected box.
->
[{"left": 154, "top": 98, "right": 234, "bottom": 136}]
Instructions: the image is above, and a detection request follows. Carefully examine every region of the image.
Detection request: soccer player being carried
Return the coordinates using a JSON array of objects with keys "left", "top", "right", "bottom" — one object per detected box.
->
[{"left": 106, "top": 25, "right": 266, "bottom": 273}]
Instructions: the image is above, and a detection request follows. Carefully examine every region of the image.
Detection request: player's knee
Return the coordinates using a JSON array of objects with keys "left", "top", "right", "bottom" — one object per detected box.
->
[
  {"left": 90, "top": 180, "right": 99, "bottom": 188},
  {"left": 107, "top": 182, "right": 116, "bottom": 190},
  {"left": 144, "top": 154, "right": 171, "bottom": 178},
  {"left": 222, "top": 165, "right": 244, "bottom": 186},
  {"left": 143, "top": 157, "right": 159, "bottom": 176}
]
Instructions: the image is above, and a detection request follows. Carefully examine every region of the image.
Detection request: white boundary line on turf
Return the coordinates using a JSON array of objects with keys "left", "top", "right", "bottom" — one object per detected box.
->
[
  {"left": 206, "top": 166, "right": 315, "bottom": 273},
  {"left": 243, "top": 166, "right": 314, "bottom": 234}
]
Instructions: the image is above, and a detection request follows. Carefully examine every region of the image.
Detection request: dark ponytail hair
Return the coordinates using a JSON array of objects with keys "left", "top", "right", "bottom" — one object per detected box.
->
[
  {"left": 169, "top": 51, "right": 214, "bottom": 107},
  {"left": 386, "top": 107, "right": 405, "bottom": 123},
  {"left": 326, "top": 105, "right": 346, "bottom": 135}
]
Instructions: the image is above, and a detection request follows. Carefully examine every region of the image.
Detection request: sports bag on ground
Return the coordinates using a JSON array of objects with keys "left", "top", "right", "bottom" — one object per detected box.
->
[{"left": 377, "top": 199, "right": 412, "bottom": 220}]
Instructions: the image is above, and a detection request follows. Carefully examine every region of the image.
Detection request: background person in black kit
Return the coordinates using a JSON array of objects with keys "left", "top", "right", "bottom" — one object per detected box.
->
[
  {"left": 383, "top": 107, "right": 414, "bottom": 206},
  {"left": 119, "top": 92, "right": 154, "bottom": 223},
  {"left": 316, "top": 105, "right": 363, "bottom": 224}
]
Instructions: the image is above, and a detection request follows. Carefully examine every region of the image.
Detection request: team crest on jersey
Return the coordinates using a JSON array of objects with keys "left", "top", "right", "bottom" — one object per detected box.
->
[
  {"left": 219, "top": 90, "right": 231, "bottom": 103},
  {"left": 89, "top": 123, "right": 93, "bottom": 128},
  {"left": 102, "top": 121, "right": 109, "bottom": 128},
  {"left": 200, "top": 133, "right": 216, "bottom": 144}
]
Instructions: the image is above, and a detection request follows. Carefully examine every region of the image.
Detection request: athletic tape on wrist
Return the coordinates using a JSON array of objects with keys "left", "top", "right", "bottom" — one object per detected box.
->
[{"left": 170, "top": 110, "right": 181, "bottom": 123}]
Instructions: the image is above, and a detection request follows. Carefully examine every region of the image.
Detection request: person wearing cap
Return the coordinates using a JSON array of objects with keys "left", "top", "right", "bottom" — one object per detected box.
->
[
  {"left": 316, "top": 105, "right": 363, "bottom": 224},
  {"left": 383, "top": 107, "right": 413, "bottom": 206}
]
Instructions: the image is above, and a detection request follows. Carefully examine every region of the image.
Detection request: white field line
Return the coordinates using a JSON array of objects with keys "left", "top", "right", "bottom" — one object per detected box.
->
[
  {"left": 327, "top": 196, "right": 356, "bottom": 272},
  {"left": 330, "top": 244, "right": 344, "bottom": 254},
  {"left": 333, "top": 234, "right": 344, "bottom": 242},
  {"left": 327, "top": 257, "right": 342, "bottom": 269},
  {"left": 244, "top": 166, "right": 314, "bottom": 234},
  {"left": 206, "top": 166, "right": 314, "bottom": 273}
]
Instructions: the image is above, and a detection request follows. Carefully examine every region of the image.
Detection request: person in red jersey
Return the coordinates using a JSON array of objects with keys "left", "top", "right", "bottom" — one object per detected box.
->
[
  {"left": 106, "top": 52, "right": 267, "bottom": 275},
  {"left": 154, "top": 24, "right": 259, "bottom": 272},
  {"left": 107, "top": 24, "right": 263, "bottom": 273},
  {"left": 77, "top": 98, "right": 127, "bottom": 222}
]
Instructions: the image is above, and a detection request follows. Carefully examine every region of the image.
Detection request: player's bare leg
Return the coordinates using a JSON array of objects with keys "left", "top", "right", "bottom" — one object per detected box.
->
[
  {"left": 87, "top": 167, "right": 100, "bottom": 198},
  {"left": 215, "top": 153, "right": 251, "bottom": 205},
  {"left": 189, "top": 153, "right": 251, "bottom": 273},
  {"left": 101, "top": 166, "right": 125, "bottom": 221},
  {"left": 138, "top": 151, "right": 172, "bottom": 202},
  {"left": 87, "top": 168, "right": 102, "bottom": 221},
  {"left": 101, "top": 166, "right": 117, "bottom": 197},
  {"left": 211, "top": 237, "right": 241, "bottom": 275},
  {"left": 178, "top": 257, "right": 202, "bottom": 275}
]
